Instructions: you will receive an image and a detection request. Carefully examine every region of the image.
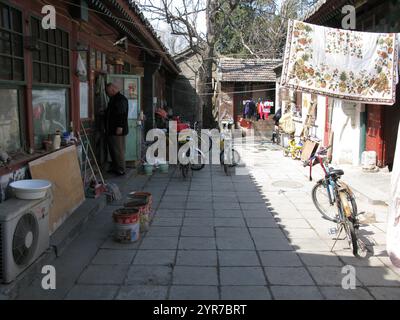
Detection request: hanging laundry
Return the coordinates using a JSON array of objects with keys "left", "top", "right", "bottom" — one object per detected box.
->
[
  {"left": 281, "top": 20, "right": 398, "bottom": 105},
  {"left": 263, "top": 101, "right": 273, "bottom": 120},
  {"left": 257, "top": 100, "right": 263, "bottom": 120}
]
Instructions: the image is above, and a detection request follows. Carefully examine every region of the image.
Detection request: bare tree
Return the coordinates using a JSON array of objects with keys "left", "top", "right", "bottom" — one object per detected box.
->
[{"left": 138, "top": 0, "right": 241, "bottom": 128}]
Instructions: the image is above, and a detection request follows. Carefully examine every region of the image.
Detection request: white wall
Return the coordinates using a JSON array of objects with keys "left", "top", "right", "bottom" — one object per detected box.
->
[
  {"left": 315, "top": 95, "right": 326, "bottom": 141},
  {"left": 331, "top": 99, "right": 361, "bottom": 166}
]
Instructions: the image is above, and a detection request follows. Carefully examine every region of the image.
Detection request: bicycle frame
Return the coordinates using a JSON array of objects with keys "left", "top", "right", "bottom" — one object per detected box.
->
[{"left": 308, "top": 147, "right": 336, "bottom": 206}]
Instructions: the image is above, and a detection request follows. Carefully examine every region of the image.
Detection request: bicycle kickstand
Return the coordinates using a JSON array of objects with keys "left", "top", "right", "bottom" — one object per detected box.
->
[{"left": 330, "top": 225, "right": 344, "bottom": 252}]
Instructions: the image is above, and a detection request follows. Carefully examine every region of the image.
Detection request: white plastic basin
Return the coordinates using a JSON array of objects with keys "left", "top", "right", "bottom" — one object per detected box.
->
[{"left": 10, "top": 179, "right": 52, "bottom": 200}]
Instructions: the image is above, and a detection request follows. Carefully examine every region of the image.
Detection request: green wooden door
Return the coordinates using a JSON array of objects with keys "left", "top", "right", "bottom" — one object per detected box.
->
[{"left": 107, "top": 75, "right": 141, "bottom": 161}]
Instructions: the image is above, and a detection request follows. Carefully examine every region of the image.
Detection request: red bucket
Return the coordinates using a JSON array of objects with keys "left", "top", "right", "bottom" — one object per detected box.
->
[{"left": 113, "top": 208, "right": 140, "bottom": 224}]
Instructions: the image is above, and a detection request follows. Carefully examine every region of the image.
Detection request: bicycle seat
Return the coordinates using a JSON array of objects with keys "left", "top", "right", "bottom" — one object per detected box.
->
[{"left": 327, "top": 168, "right": 344, "bottom": 178}]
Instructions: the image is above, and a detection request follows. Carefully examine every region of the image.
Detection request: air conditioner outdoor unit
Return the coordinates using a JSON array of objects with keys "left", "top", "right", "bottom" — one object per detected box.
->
[{"left": 0, "top": 196, "right": 51, "bottom": 283}]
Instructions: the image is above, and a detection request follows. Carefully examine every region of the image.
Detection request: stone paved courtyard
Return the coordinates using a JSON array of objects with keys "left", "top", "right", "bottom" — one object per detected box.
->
[{"left": 13, "top": 140, "right": 400, "bottom": 300}]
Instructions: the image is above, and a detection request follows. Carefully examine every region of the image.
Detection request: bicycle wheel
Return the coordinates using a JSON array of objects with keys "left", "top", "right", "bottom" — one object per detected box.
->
[
  {"left": 190, "top": 148, "right": 205, "bottom": 171},
  {"left": 312, "top": 180, "right": 338, "bottom": 222},
  {"left": 220, "top": 148, "right": 240, "bottom": 167},
  {"left": 313, "top": 181, "right": 358, "bottom": 223},
  {"left": 343, "top": 217, "right": 366, "bottom": 257}
]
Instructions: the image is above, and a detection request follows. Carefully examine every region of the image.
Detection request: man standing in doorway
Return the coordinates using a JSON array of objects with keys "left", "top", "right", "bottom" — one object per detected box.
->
[{"left": 105, "top": 83, "right": 129, "bottom": 175}]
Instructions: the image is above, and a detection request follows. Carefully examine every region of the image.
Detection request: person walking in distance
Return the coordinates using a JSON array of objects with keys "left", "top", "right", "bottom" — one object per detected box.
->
[{"left": 105, "top": 83, "right": 129, "bottom": 175}]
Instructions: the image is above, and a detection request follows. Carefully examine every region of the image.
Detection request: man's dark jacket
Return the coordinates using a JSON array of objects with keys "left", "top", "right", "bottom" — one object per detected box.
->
[{"left": 105, "top": 92, "right": 129, "bottom": 136}]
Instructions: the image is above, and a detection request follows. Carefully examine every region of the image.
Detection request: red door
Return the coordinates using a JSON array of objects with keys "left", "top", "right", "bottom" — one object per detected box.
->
[
  {"left": 383, "top": 105, "right": 400, "bottom": 171},
  {"left": 366, "top": 105, "right": 384, "bottom": 167}
]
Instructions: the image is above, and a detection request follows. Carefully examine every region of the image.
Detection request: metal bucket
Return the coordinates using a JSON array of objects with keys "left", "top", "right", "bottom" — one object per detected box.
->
[{"left": 113, "top": 208, "right": 140, "bottom": 243}]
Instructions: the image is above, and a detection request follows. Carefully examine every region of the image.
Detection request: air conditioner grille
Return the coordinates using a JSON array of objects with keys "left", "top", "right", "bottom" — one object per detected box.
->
[{"left": 12, "top": 214, "right": 39, "bottom": 266}]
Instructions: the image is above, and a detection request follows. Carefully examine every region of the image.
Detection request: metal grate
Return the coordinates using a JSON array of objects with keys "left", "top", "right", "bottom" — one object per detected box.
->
[{"left": 0, "top": 223, "right": 3, "bottom": 281}]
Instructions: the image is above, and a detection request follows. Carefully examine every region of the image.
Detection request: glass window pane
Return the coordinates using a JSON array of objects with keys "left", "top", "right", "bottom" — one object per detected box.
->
[
  {"left": 63, "top": 50, "right": 69, "bottom": 66},
  {"left": 48, "top": 45, "right": 55, "bottom": 64},
  {"left": 33, "top": 62, "right": 40, "bottom": 82},
  {"left": 32, "top": 89, "right": 67, "bottom": 147},
  {"left": 55, "top": 29, "right": 62, "bottom": 46},
  {"left": 0, "top": 31, "right": 11, "bottom": 54},
  {"left": 63, "top": 69, "right": 69, "bottom": 84},
  {"left": 0, "top": 89, "right": 21, "bottom": 152},
  {"left": 62, "top": 32, "right": 68, "bottom": 48},
  {"left": 49, "top": 65, "right": 56, "bottom": 83},
  {"left": 41, "top": 64, "right": 49, "bottom": 83},
  {"left": 1, "top": 5, "right": 10, "bottom": 29},
  {"left": 40, "top": 43, "right": 48, "bottom": 62},
  {"left": 0, "top": 56, "right": 12, "bottom": 80},
  {"left": 12, "top": 35, "right": 23, "bottom": 56},
  {"left": 40, "top": 25, "right": 47, "bottom": 41},
  {"left": 56, "top": 48, "right": 62, "bottom": 65},
  {"left": 10, "top": 8, "right": 22, "bottom": 33},
  {"left": 48, "top": 29, "right": 55, "bottom": 44},
  {"left": 32, "top": 48, "right": 39, "bottom": 61},
  {"left": 56, "top": 67, "right": 63, "bottom": 84},
  {"left": 13, "top": 59, "right": 24, "bottom": 81}
]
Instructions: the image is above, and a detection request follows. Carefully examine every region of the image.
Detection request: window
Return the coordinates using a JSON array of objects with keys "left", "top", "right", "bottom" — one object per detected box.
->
[
  {"left": 0, "top": 88, "right": 22, "bottom": 152},
  {"left": 0, "top": 3, "right": 24, "bottom": 81},
  {"left": 32, "top": 88, "right": 68, "bottom": 147},
  {"left": 31, "top": 17, "right": 70, "bottom": 85}
]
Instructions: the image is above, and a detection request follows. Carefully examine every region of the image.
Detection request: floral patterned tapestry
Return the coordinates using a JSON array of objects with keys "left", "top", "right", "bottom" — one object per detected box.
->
[{"left": 281, "top": 20, "right": 398, "bottom": 105}]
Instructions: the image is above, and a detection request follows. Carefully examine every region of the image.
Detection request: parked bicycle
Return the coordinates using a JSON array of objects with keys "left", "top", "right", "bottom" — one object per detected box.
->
[
  {"left": 284, "top": 138, "right": 303, "bottom": 160},
  {"left": 220, "top": 133, "right": 240, "bottom": 176},
  {"left": 305, "top": 146, "right": 367, "bottom": 258},
  {"left": 177, "top": 135, "right": 206, "bottom": 178}
]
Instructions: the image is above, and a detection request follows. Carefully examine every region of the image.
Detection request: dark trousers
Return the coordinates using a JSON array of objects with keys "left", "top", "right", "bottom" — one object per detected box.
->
[{"left": 107, "top": 135, "right": 126, "bottom": 172}]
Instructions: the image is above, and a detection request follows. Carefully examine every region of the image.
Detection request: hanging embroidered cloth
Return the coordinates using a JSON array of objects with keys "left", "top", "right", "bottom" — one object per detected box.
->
[{"left": 281, "top": 20, "right": 398, "bottom": 105}]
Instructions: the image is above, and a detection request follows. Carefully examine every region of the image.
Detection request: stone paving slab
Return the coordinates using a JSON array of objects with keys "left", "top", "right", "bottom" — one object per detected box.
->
[
  {"left": 220, "top": 267, "right": 266, "bottom": 286},
  {"left": 181, "top": 225, "right": 215, "bottom": 237},
  {"left": 264, "top": 267, "right": 315, "bottom": 286},
  {"left": 78, "top": 265, "right": 129, "bottom": 285},
  {"left": 259, "top": 251, "right": 303, "bottom": 267},
  {"left": 176, "top": 250, "right": 218, "bottom": 266},
  {"left": 116, "top": 285, "right": 168, "bottom": 300},
  {"left": 133, "top": 250, "right": 176, "bottom": 266},
  {"left": 270, "top": 286, "right": 323, "bottom": 300},
  {"left": 179, "top": 237, "right": 217, "bottom": 250},
  {"left": 172, "top": 267, "right": 218, "bottom": 285},
  {"left": 139, "top": 237, "right": 179, "bottom": 250},
  {"left": 91, "top": 249, "right": 136, "bottom": 265},
  {"left": 169, "top": 286, "right": 219, "bottom": 300},
  {"left": 65, "top": 285, "right": 119, "bottom": 300},
  {"left": 125, "top": 266, "right": 173, "bottom": 285},
  {"left": 218, "top": 250, "right": 260, "bottom": 266},
  {"left": 220, "top": 286, "right": 272, "bottom": 300},
  {"left": 145, "top": 226, "right": 181, "bottom": 238},
  {"left": 319, "top": 287, "right": 374, "bottom": 300}
]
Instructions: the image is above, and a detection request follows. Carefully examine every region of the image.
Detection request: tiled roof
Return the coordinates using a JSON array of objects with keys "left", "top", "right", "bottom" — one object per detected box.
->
[{"left": 218, "top": 58, "right": 282, "bottom": 82}]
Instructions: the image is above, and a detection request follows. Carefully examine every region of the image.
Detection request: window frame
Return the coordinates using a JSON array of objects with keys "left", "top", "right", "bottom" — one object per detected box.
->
[
  {"left": 0, "top": 84, "right": 26, "bottom": 154},
  {"left": 0, "top": 1, "right": 25, "bottom": 84},
  {"left": 31, "top": 86, "right": 70, "bottom": 149},
  {"left": 30, "top": 15, "right": 71, "bottom": 87}
]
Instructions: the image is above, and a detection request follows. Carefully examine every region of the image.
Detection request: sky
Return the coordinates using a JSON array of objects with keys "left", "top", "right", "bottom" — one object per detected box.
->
[
  {"left": 134, "top": 0, "right": 285, "bottom": 54},
  {"left": 135, "top": 0, "right": 208, "bottom": 53}
]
